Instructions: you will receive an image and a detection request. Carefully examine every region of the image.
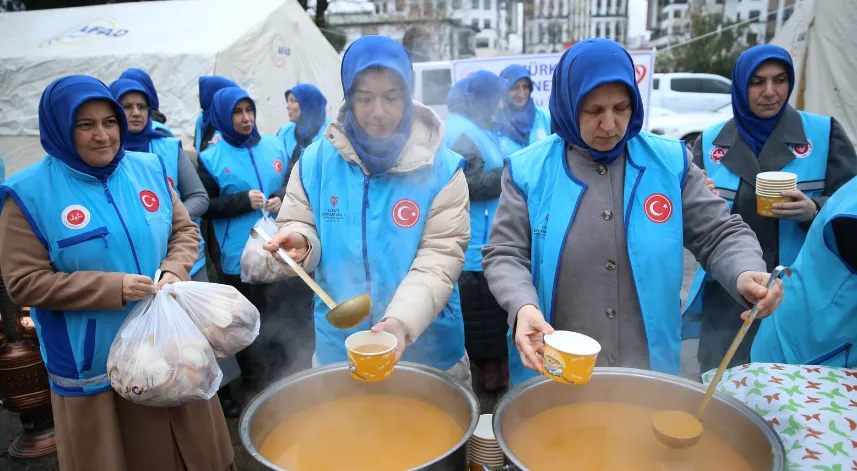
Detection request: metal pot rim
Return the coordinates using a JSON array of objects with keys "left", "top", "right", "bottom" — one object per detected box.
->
[
  {"left": 239, "top": 361, "right": 480, "bottom": 471},
  {"left": 492, "top": 367, "right": 786, "bottom": 471}
]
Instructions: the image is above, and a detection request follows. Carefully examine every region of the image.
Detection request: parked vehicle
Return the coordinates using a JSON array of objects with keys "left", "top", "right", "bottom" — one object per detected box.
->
[
  {"left": 648, "top": 102, "right": 733, "bottom": 144},
  {"left": 413, "top": 61, "right": 453, "bottom": 119},
  {"left": 650, "top": 73, "right": 732, "bottom": 113}
]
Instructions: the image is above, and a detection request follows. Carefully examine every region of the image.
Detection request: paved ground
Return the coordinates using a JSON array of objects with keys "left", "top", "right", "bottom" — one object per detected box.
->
[{"left": 0, "top": 252, "right": 702, "bottom": 470}]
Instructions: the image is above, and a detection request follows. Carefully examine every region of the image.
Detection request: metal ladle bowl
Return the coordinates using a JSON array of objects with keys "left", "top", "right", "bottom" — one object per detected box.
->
[{"left": 250, "top": 226, "right": 371, "bottom": 329}]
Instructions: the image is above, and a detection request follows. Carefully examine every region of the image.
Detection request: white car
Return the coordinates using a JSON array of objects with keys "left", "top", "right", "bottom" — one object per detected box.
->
[
  {"left": 648, "top": 103, "right": 733, "bottom": 145},
  {"left": 651, "top": 73, "right": 732, "bottom": 114}
]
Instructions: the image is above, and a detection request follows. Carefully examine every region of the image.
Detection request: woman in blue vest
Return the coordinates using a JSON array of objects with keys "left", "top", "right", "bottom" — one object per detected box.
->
[
  {"left": 443, "top": 71, "right": 510, "bottom": 391},
  {"left": 109, "top": 78, "right": 210, "bottom": 282},
  {"left": 194, "top": 75, "right": 239, "bottom": 152},
  {"left": 118, "top": 67, "right": 175, "bottom": 137},
  {"left": 495, "top": 64, "right": 552, "bottom": 158},
  {"left": 481, "top": 39, "right": 786, "bottom": 387},
  {"left": 263, "top": 35, "right": 473, "bottom": 386},
  {"left": 752, "top": 175, "right": 857, "bottom": 367},
  {"left": 0, "top": 75, "right": 233, "bottom": 471},
  {"left": 688, "top": 45, "right": 857, "bottom": 373},
  {"left": 277, "top": 83, "right": 331, "bottom": 177},
  {"left": 197, "top": 86, "right": 290, "bottom": 395}
]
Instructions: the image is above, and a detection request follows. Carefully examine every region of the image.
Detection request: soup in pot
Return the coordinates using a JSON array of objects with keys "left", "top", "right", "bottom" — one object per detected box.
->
[
  {"left": 259, "top": 394, "right": 464, "bottom": 471},
  {"left": 507, "top": 402, "right": 754, "bottom": 471}
]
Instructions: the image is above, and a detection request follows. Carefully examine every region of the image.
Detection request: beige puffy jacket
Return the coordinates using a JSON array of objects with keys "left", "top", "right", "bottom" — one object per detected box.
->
[{"left": 275, "top": 101, "right": 471, "bottom": 345}]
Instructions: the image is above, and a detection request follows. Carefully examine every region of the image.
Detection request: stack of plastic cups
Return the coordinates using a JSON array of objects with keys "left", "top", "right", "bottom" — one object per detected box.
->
[
  {"left": 466, "top": 414, "right": 504, "bottom": 470},
  {"left": 756, "top": 171, "right": 797, "bottom": 217}
]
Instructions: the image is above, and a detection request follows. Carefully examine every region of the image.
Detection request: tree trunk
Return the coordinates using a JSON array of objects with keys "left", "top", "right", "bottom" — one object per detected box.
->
[{"left": 315, "top": 0, "right": 328, "bottom": 29}]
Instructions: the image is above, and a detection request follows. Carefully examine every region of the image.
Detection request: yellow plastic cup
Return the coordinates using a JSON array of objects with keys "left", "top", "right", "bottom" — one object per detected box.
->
[
  {"left": 543, "top": 331, "right": 601, "bottom": 385},
  {"left": 345, "top": 330, "right": 397, "bottom": 382}
]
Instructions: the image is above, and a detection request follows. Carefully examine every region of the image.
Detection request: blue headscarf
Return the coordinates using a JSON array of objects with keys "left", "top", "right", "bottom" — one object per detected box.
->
[
  {"left": 495, "top": 64, "right": 536, "bottom": 147},
  {"left": 39, "top": 75, "right": 127, "bottom": 178},
  {"left": 286, "top": 83, "right": 328, "bottom": 140},
  {"left": 341, "top": 35, "right": 414, "bottom": 175},
  {"left": 731, "top": 45, "right": 795, "bottom": 156},
  {"left": 447, "top": 70, "right": 508, "bottom": 130},
  {"left": 119, "top": 68, "right": 160, "bottom": 111},
  {"left": 550, "top": 39, "right": 645, "bottom": 165},
  {"left": 210, "top": 87, "right": 260, "bottom": 148},
  {"left": 109, "top": 78, "right": 165, "bottom": 153},
  {"left": 199, "top": 75, "right": 239, "bottom": 136}
]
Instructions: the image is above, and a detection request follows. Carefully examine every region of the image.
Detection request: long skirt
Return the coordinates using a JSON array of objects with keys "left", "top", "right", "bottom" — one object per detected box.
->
[{"left": 51, "top": 389, "right": 235, "bottom": 471}]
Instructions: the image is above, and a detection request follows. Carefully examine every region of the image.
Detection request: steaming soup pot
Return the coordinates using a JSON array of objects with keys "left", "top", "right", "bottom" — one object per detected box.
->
[
  {"left": 240, "top": 361, "right": 479, "bottom": 471},
  {"left": 492, "top": 368, "right": 785, "bottom": 471}
]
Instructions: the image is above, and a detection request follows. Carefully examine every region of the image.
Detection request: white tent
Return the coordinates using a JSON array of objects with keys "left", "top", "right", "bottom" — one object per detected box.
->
[
  {"left": 0, "top": 0, "right": 343, "bottom": 176},
  {"left": 770, "top": 0, "right": 857, "bottom": 146}
]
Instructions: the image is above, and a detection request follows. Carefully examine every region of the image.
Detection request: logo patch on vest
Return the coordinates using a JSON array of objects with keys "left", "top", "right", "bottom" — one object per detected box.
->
[
  {"left": 224, "top": 168, "right": 231, "bottom": 175},
  {"left": 533, "top": 214, "right": 548, "bottom": 239},
  {"left": 62, "top": 205, "right": 91, "bottom": 230},
  {"left": 392, "top": 199, "right": 420, "bottom": 228},
  {"left": 792, "top": 140, "right": 812, "bottom": 158},
  {"left": 644, "top": 194, "right": 673, "bottom": 224},
  {"left": 322, "top": 195, "right": 344, "bottom": 223},
  {"left": 709, "top": 146, "right": 727, "bottom": 164},
  {"left": 139, "top": 190, "right": 160, "bottom": 212},
  {"left": 167, "top": 176, "right": 175, "bottom": 188},
  {"left": 273, "top": 159, "right": 284, "bottom": 174}
]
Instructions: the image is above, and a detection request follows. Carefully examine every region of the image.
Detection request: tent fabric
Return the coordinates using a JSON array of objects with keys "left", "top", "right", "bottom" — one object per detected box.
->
[
  {"left": 0, "top": 0, "right": 343, "bottom": 176},
  {"left": 770, "top": 0, "right": 857, "bottom": 147}
]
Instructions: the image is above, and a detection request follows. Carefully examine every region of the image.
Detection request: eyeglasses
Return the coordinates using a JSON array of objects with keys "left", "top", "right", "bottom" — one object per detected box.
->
[{"left": 121, "top": 103, "right": 149, "bottom": 112}]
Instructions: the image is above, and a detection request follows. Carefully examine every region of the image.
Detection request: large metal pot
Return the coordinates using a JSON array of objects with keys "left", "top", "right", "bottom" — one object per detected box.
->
[
  {"left": 240, "top": 361, "right": 480, "bottom": 470},
  {"left": 493, "top": 368, "right": 785, "bottom": 471}
]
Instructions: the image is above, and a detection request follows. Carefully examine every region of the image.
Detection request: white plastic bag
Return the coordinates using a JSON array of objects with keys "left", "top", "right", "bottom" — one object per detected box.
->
[
  {"left": 240, "top": 213, "right": 288, "bottom": 284},
  {"left": 107, "top": 292, "right": 222, "bottom": 407},
  {"left": 164, "top": 281, "right": 260, "bottom": 359}
]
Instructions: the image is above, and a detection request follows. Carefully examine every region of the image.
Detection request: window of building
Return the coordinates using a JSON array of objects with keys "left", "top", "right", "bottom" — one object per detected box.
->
[
  {"left": 472, "top": 18, "right": 479, "bottom": 28},
  {"left": 476, "top": 37, "right": 490, "bottom": 48},
  {"left": 749, "top": 10, "right": 760, "bottom": 19},
  {"left": 673, "top": 9, "right": 681, "bottom": 18},
  {"left": 652, "top": 78, "right": 659, "bottom": 90},
  {"left": 452, "top": 0, "right": 461, "bottom": 8},
  {"left": 472, "top": 0, "right": 478, "bottom": 8},
  {"left": 438, "top": 0, "right": 447, "bottom": 10},
  {"left": 484, "top": 18, "right": 492, "bottom": 28},
  {"left": 396, "top": 0, "right": 405, "bottom": 11},
  {"left": 606, "top": 0, "right": 611, "bottom": 11},
  {"left": 606, "top": 23, "right": 612, "bottom": 39},
  {"left": 484, "top": 0, "right": 491, "bottom": 9}
]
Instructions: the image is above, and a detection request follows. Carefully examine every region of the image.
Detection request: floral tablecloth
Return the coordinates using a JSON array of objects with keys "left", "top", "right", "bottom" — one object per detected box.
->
[{"left": 703, "top": 363, "right": 857, "bottom": 470}]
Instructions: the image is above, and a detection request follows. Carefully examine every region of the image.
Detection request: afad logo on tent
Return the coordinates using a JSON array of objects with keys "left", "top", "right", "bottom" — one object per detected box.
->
[
  {"left": 39, "top": 16, "right": 129, "bottom": 48},
  {"left": 270, "top": 34, "right": 292, "bottom": 68}
]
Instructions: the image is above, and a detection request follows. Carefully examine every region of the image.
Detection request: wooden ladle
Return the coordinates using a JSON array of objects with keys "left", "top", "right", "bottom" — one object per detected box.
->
[
  {"left": 653, "top": 265, "right": 791, "bottom": 448},
  {"left": 251, "top": 226, "right": 371, "bottom": 329}
]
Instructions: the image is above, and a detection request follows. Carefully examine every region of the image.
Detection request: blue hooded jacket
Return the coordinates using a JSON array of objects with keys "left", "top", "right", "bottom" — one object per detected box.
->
[
  {"left": 286, "top": 84, "right": 328, "bottom": 141},
  {"left": 341, "top": 35, "right": 414, "bottom": 175},
  {"left": 496, "top": 64, "right": 537, "bottom": 147},
  {"left": 549, "top": 38, "right": 645, "bottom": 165},
  {"left": 210, "top": 87, "right": 260, "bottom": 148},
  {"left": 196, "top": 76, "right": 239, "bottom": 148},
  {"left": 447, "top": 70, "right": 507, "bottom": 129},
  {"left": 109, "top": 78, "right": 165, "bottom": 153},
  {"left": 731, "top": 45, "right": 795, "bottom": 156}
]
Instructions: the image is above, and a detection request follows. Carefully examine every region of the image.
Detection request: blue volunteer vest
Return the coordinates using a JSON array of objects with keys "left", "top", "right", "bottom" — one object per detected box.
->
[
  {"left": 199, "top": 135, "right": 287, "bottom": 275},
  {"left": 0, "top": 152, "right": 173, "bottom": 396},
  {"left": 444, "top": 113, "right": 504, "bottom": 272},
  {"left": 497, "top": 106, "right": 552, "bottom": 158},
  {"left": 300, "top": 139, "right": 467, "bottom": 371},
  {"left": 506, "top": 133, "right": 688, "bottom": 386},
  {"left": 277, "top": 119, "right": 331, "bottom": 158},
  {"left": 149, "top": 138, "right": 206, "bottom": 276},
  {"left": 151, "top": 120, "right": 175, "bottom": 137},
  {"left": 194, "top": 115, "right": 223, "bottom": 152},
  {"left": 683, "top": 111, "right": 830, "bottom": 329},
  {"left": 752, "top": 176, "right": 857, "bottom": 368}
]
